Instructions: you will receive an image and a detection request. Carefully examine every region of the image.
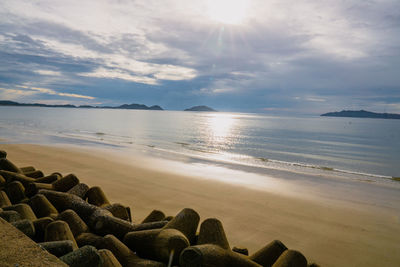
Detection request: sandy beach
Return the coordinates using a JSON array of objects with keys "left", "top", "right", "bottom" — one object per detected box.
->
[{"left": 1, "top": 143, "right": 400, "bottom": 267}]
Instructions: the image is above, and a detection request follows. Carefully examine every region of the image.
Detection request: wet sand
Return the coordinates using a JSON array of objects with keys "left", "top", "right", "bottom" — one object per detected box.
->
[{"left": 2, "top": 143, "right": 400, "bottom": 267}]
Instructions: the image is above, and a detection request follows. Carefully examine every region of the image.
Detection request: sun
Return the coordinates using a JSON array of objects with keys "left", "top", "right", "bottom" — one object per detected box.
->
[{"left": 206, "top": 0, "right": 248, "bottom": 25}]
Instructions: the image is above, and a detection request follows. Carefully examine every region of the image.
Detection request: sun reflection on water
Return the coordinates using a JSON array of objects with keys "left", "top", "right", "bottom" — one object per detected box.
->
[{"left": 206, "top": 113, "right": 237, "bottom": 147}]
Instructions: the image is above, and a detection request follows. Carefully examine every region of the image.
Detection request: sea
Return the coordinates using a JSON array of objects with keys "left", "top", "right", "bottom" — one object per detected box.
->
[{"left": 0, "top": 106, "right": 399, "bottom": 181}]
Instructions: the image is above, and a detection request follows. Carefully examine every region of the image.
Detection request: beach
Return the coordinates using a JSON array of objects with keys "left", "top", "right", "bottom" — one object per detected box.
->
[{"left": 2, "top": 143, "right": 399, "bottom": 267}]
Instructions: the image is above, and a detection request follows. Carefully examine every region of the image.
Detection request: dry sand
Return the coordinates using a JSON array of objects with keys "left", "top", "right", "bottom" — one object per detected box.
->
[{"left": 1, "top": 143, "right": 400, "bottom": 267}]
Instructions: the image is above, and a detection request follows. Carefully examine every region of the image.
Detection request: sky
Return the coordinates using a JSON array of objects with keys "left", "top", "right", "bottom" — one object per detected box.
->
[{"left": 0, "top": 0, "right": 399, "bottom": 114}]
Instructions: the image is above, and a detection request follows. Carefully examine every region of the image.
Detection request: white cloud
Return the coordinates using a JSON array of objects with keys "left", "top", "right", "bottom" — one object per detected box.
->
[
  {"left": 32, "top": 36, "right": 197, "bottom": 84},
  {"left": 30, "top": 87, "right": 95, "bottom": 99},
  {"left": 305, "top": 97, "right": 326, "bottom": 102},
  {"left": 11, "top": 85, "right": 95, "bottom": 99},
  {"left": 34, "top": 69, "right": 62, "bottom": 76},
  {"left": 78, "top": 67, "right": 158, "bottom": 85},
  {"left": 0, "top": 87, "right": 36, "bottom": 100}
]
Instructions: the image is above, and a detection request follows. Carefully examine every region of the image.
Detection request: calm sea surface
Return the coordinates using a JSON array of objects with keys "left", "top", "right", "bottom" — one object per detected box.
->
[{"left": 0, "top": 106, "right": 399, "bottom": 178}]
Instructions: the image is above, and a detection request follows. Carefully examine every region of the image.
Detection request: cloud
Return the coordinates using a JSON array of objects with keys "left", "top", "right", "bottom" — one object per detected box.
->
[
  {"left": 0, "top": 0, "right": 399, "bottom": 112},
  {"left": 0, "top": 87, "right": 36, "bottom": 100},
  {"left": 34, "top": 69, "right": 61, "bottom": 76},
  {"left": 78, "top": 67, "right": 158, "bottom": 85},
  {"left": 14, "top": 85, "right": 95, "bottom": 99}
]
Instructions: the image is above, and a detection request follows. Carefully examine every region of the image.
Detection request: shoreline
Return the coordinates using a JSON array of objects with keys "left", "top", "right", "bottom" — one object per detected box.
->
[{"left": 1, "top": 143, "right": 400, "bottom": 266}]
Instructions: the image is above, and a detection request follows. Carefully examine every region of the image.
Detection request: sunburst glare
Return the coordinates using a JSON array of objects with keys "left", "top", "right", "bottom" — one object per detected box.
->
[{"left": 206, "top": 0, "right": 249, "bottom": 25}]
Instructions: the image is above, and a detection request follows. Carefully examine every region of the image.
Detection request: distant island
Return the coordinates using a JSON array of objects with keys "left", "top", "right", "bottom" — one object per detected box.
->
[
  {"left": 0, "top": 100, "right": 163, "bottom": 110},
  {"left": 184, "top": 105, "right": 216, "bottom": 112},
  {"left": 321, "top": 110, "right": 400, "bottom": 120}
]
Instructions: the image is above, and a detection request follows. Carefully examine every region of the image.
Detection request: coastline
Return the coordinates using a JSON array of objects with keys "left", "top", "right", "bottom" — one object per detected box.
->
[{"left": 1, "top": 143, "right": 400, "bottom": 266}]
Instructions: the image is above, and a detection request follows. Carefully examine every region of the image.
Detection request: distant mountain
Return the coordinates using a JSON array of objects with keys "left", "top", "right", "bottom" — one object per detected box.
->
[
  {"left": 0, "top": 100, "right": 164, "bottom": 111},
  {"left": 0, "top": 100, "right": 76, "bottom": 108},
  {"left": 116, "top": 103, "right": 163, "bottom": 110},
  {"left": 184, "top": 105, "right": 216, "bottom": 112},
  {"left": 321, "top": 110, "right": 400, "bottom": 119}
]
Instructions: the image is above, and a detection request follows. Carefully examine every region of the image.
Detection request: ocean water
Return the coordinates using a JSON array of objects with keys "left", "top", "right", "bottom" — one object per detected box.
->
[{"left": 0, "top": 106, "right": 399, "bottom": 179}]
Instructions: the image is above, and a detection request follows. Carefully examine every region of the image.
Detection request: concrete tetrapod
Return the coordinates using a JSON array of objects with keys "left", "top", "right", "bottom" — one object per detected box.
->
[
  {"left": 86, "top": 186, "right": 111, "bottom": 207},
  {"left": 24, "top": 170, "right": 44, "bottom": 178},
  {"left": 11, "top": 219, "right": 35, "bottom": 238},
  {"left": 44, "top": 220, "right": 78, "bottom": 250},
  {"left": 5, "top": 181, "right": 26, "bottom": 204},
  {"left": 124, "top": 228, "right": 190, "bottom": 264},
  {"left": 94, "top": 215, "right": 168, "bottom": 239},
  {"left": 0, "top": 150, "right": 7, "bottom": 158},
  {"left": 52, "top": 174, "right": 80, "bottom": 192},
  {"left": 33, "top": 216, "right": 54, "bottom": 242},
  {"left": 38, "top": 189, "right": 111, "bottom": 226},
  {"left": 76, "top": 232, "right": 105, "bottom": 248},
  {"left": 57, "top": 209, "right": 89, "bottom": 237},
  {"left": 0, "top": 190, "right": 11, "bottom": 207},
  {"left": 67, "top": 183, "right": 89, "bottom": 199},
  {"left": 197, "top": 218, "right": 230, "bottom": 250},
  {"left": 163, "top": 208, "right": 200, "bottom": 244},
  {"left": 39, "top": 189, "right": 166, "bottom": 238},
  {"left": 59, "top": 245, "right": 102, "bottom": 267},
  {"left": 249, "top": 240, "right": 288, "bottom": 267},
  {"left": 20, "top": 166, "right": 35, "bottom": 173},
  {"left": 3, "top": 203, "right": 37, "bottom": 221},
  {"left": 0, "top": 175, "right": 5, "bottom": 187},
  {"left": 180, "top": 244, "right": 262, "bottom": 267},
  {"left": 98, "top": 249, "right": 123, "bottom": 267},
  {"left": 0, "top": 170, "right": 35, "bottom": 186},
  {"left": 35, "top": 173, "right": 60, "bottom": 184},
  {"left": 101, "top": 234, "right": 166, "bottom": 267},
  {"left": 0, "top": 158, "right": 23, "bottom": 173},
  {"left": 142, "top": 209, "right": 166, "bottom": 223},
  {"left": 232, "top": 246, "right": 249, "bottom": 256},
  {"left": 39, "top": 240, "right": 75, "bottom": 257},
  {"left": 0, "top": 210, "right": 21, "bottom": 222},
  {"left": 29, "top": 193, "right": 58, "bottom": 219},
  {"left": 271, "top": 250, "right": 307, "bottom": 267},
  {"left": 25, "top": 182, "right": 54, "bottom": 197},
  {"left": 104, "top": 203, "right": 130, "bottom": 221}
]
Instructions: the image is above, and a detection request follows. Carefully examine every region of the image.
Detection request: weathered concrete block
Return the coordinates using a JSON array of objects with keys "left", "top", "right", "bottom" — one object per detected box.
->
[
  {"left": 59, "top": 245, "right": 102, "bottom": 267},
  {"left": 0, "top": 150, "right": 7, "bottom": 158},
  {"left": 271, "top": 250, "right": 307, "bottom": 267},
  {"left": 163, "top": 208, "right": 200, "bottom": 244},
  {"left": 57, "top": 209, "right": 89, "bottom": 237},
  {"left": 52, "top": 174, "right": 79, "bottom": 192},
  {"left": 0, "top": 158, "right": 22, "bottom": 173},
  {"left": 0, "top": 190, "right": 12, "bottom": 208},
  {"left": 86, "top": 186, "right": 110, "bottom": 207},
  {"left": 45, "top": 220, "right": 78, "bottom": 250},
  {"left": 104, "top": 203, "right": 130, "bottom": 221},
  {"left": 5, "top": 180, "right": 25, "bottom": 204},
  {"left": 0, "top": 210, "right": 21, "bottom": 222},
  {"left": 98, "top": 249, "right": 123, "bottom": 267},
  {"left": 29, "top": 193, "right": 58, "bottom": 218},
  {"left": 124, "top": 228, "right": 189, "bottom": 264},
  {"left": 67, "top": 183, "right": 89, "bottom": 199},
  {"left": 33, "top": 216, "right": 54, "bottom": 242},
  {"left": 142, "top": 209, "right": 165, "bottom": 223},
  {"left": 249, "top": 240, "right": 288, "bottom": 267},
  {"left": 3, "top": 203, "right": 37, "bottom": 221},
  {"left": 11, "top": 219, "right": 35, "bottom": 238},
  {"left": 76, "top": 232, "right": 105, "bottom": 248},
  {"left": 101, "top": 234, "right": 165, "bottom": 267},
  {"left": 39, "top": 240, "right": 75, "bottom": 257},
  {"left": 232, "top": 246, "right": 249, "bottom": 256},
  {"left": 180, "top": 244, "right": 262, "bottom": 267},
  {"left": 197, "top": 218, "right": 230, "bottom": 249},
  {"left": 24, "top": 170, "right": 44, "bottom": 178}
]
